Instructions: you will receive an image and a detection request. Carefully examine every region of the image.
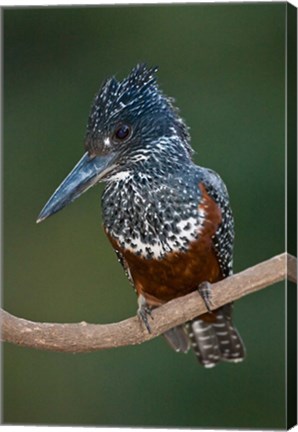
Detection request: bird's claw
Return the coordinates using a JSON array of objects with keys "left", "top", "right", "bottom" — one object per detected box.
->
[{"left": 198, "top": 281, "right": 213, "bottom": 312}]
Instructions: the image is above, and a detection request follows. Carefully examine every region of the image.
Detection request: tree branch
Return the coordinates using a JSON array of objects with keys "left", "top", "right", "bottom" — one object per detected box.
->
[{"left": 1, "top": 252, "right": 296, "bottom": 353}]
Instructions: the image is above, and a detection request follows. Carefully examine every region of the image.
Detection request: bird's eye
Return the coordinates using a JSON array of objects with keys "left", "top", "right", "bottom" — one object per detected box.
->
[{"left": 114, "top": 124, "right": 131, "bottom": 141}]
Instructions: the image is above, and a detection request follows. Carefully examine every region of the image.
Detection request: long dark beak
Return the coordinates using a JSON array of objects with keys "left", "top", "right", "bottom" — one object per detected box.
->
[{"left": 37, "top": 152, "right": 116, "bottom": 223}]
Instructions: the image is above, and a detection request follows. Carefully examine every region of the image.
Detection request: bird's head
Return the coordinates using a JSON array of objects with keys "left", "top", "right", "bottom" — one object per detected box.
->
[{"left": 37, "top": 64, "right": 192, "bottom": 223}]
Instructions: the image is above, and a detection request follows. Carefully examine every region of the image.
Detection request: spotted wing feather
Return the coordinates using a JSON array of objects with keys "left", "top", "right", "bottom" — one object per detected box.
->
[{"left": 184, "top": 170, "right": 245, "bottom": 366}]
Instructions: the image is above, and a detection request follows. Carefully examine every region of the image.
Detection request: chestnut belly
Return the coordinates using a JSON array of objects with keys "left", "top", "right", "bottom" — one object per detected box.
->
[{"left": 111, "top": 233, "right": 223, "bottom": 306}]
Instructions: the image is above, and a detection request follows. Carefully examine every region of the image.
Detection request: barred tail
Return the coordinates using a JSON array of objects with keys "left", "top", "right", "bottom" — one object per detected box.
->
[
  {"left": 185, "top": 303, "right": 245, "bottom": 367},
  {"left": 163, "top": 303, "right": 245, "bottom": 367}
]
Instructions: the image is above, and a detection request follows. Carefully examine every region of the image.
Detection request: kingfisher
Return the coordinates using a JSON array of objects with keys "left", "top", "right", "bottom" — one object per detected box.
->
[{"left": 37, "top": 64, "right": 245, "bottom": 367}]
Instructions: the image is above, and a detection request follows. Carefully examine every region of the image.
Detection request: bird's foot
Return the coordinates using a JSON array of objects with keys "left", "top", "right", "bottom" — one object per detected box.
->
[
  {"left": 137, "top": 295, "right": 153, "bottom": 333},
  {"left": 197, "top": 281, "right": 214, "bottom": 312}
]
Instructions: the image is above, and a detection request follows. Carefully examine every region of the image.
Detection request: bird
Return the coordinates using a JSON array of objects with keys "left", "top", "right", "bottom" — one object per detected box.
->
[{"left": 37, "top": 64, "right": 245, "bottom": 367}]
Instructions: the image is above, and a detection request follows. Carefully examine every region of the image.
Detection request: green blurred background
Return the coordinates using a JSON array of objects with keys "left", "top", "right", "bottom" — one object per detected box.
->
[{"left": 3, "top": 3, "right": 286, "bottom": 428}]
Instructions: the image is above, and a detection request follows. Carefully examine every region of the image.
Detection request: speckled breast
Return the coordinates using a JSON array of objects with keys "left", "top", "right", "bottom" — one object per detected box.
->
[{"left": 103, "top": 176, "right": 223, "bottom": 305}]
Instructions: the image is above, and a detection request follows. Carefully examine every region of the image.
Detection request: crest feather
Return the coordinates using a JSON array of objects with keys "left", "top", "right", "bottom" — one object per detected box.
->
[{"left": 127, "top": 63, "right": 158, "bottom": 87}]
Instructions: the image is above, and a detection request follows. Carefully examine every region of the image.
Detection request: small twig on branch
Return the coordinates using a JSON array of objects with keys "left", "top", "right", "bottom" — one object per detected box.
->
[{"left": 1, "top": 252, "right": 296, "bottom": 353}]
